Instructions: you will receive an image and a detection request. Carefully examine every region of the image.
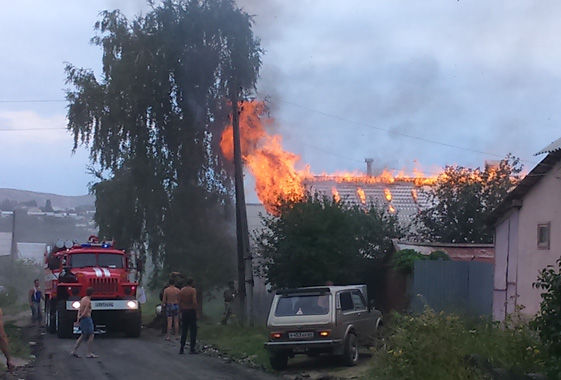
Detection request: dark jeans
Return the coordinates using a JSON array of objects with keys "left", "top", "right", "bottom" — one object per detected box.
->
[{"left": 180, "top": 309, "right": 197, "bottom": 351}]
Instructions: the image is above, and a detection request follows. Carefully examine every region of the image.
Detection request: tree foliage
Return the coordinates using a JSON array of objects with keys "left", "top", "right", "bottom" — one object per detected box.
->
[
  {"left": 391, "top": 249, "right": 450, "bottom": 274},
  {"left": 255, "top": 193, "right": 403, "bottom": 289},
  {"left": 65, "top": 0, "right": 262, "bottom": 289},
  {"left": 415, "top": 154, "right": 522, "bottom": 244}
]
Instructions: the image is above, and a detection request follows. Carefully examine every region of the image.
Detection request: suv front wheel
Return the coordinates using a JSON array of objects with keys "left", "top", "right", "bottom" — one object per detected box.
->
[{"left": 342, "top": 333, "right": 359, "bottom": 366}]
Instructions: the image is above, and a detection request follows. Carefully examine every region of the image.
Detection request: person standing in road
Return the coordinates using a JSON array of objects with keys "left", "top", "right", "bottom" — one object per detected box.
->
[
  {"left": 162, "top": 278, "right": 180, "bottom": 341},
  {"left": 178, "top": 278, "right": 198, "bottom": 354},
  {"left": 70, "top": 287, "right": 98, "bottom": 358},
  {"left": 29, "top": 279, "right": 44, "bottom": 327},
  {"left": 0, "top": 307, "right": 14, "bottom": 371},
  {"left": 220, "top": 281, "right": 237, "bottom": 325}
]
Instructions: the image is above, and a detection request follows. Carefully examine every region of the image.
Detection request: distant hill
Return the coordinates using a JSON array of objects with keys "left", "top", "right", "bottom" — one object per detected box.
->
[{"left": 0, "top": 188, "right": 95, "bottom": 210}]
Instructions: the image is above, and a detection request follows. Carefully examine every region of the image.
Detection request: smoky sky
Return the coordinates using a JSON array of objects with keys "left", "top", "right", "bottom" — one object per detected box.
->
[
  {"left": 240, "top": 0, "right": 561, "bottom": 180},
  {"left": 1, "top": 0, "right": 561, "bottom": 198}
]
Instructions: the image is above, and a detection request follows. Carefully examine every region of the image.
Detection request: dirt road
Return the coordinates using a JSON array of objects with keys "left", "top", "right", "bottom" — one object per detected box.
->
[{"left": 25, "top": 329, "right": 280, "bottom": 380}]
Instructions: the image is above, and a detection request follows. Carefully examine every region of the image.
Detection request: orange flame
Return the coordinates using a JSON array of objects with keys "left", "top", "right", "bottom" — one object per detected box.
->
[
  {"left": 332, "top": 187, "right": 341, "bottom": 203},
  {"left": 219, "top": 99, "right": 444, "bottom": 214},
  {"left": 384, "top": 188, "right": 392, "bottom": 202},
  {"left": 389, "top": 205, "right": 396, "bottom": 213},
  {"left": 357, "top": 187, "right": 366, "bottom": 204},
  {"left": 411, "top": 188, "right": 418, "bottom": 203}
]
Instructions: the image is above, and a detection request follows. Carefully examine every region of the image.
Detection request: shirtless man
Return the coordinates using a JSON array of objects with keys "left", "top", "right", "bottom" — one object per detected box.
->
[
  {"left": 70, "top": 287, "right": 98, "bottom": 358},
  {"left": 161, "top": 278, "right": 180, "bottom": 340},
  {"left": 0, "top": 307, "right": 14, "bottom": 371},
  {"left": 178, "top": 278, "right": 198, "bottom": 354}
]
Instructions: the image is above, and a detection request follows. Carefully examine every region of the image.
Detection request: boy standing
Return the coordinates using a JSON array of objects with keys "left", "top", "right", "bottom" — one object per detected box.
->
[
  {"left": 161, "top": 278, "right": 180, "bottom": 340},
  {"left": 70, "top": 287, "right": 98, "bottom": 358}
]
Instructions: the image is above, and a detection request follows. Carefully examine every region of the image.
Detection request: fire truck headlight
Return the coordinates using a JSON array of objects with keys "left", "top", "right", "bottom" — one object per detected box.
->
[
  {"left": 71, "top": 301, "right": 81, "bottom": 309},
  {"left": 127, "top": 301, "right": 138, "bottom": 309}
]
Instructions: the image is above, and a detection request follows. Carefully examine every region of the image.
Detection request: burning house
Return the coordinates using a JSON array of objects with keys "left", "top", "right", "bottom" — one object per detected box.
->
[
  {"left": 221, "top": 100, "right": 437, "bottom": 226},
  {"left": 304, "top": 169, "right": 434, "bottom": 227}
]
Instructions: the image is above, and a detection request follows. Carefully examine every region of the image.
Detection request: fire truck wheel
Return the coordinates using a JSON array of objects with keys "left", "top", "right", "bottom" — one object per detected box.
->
[
  {"left": 124, "top": 311, "right": 142, "bottom": 338},
  {"left": 46, "top": 299, "right": 57, "bottom": 334},
  {"left": 56, "top": 301, "right": 74, "bottom": 339}
]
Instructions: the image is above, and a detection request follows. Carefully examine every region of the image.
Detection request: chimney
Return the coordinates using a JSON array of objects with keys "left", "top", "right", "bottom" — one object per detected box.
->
[{"left": 365, "top": 158, "right": 373, "bottom": 177}]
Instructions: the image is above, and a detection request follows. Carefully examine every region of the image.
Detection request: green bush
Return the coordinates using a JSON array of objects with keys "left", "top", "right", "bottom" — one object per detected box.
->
[
  {"left": 428, "top": 250, "right": 451, "bottom": 261},
  {"left": 367, "top": 308, "right": 546, "bottom": 380},
  {"left": 532, "top": 258, "right": 561, "bottom": 377},
  {"left": 0, "top": 286, "right": 17, "bottom": 308},
  {"left": 391, "top": 249, "right": 426, "bottom": 274}
]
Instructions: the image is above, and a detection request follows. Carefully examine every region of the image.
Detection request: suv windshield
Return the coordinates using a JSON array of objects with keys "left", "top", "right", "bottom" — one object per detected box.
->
[
  {"left": 275, "top": 294, "right": 329, "bottom": 316},
  {"left": 70, "top": 253, "right": 124, "bottom": 268}
]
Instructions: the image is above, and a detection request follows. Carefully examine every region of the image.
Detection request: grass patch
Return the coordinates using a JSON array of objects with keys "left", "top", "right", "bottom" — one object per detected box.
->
[
  {"left": 364, "top": 308, "right": 547, "bottom": 380},
  {"left": 199, "top": 322, "right": 271, "bottom": 369},
  {"left": 141, "top": 291, "right": 161, "bottom": 325},
  {"left": 0, "top": 321, "right": 31, "bottom": 372},
  {"left": 4, "top": 322, "right": 30, "bottom": 359}
]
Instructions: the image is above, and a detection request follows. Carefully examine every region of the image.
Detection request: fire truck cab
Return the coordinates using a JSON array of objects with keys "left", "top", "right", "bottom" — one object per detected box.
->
[{"left": 44, "top": 238, "right": 141, "bottom": 338}]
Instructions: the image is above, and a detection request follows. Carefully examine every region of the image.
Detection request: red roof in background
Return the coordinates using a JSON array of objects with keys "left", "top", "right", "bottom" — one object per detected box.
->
[{"left": 392, "top": 240, "right": 494, "bottom": 264}]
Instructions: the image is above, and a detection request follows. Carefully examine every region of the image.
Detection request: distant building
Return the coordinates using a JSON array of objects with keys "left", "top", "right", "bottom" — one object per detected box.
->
[
  {"left": 487, "top": 137, "right": 561, "bottom": 321},
  {"left": 17, "top": 242, "right": 46, "bottom": 265}
]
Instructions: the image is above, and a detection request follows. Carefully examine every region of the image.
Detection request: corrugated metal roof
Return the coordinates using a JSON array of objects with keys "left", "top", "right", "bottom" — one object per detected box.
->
[
  {"left": 0, "top": 232, "right": 12, "bottom": 257},
  {"left": 393, "top": 240, "right": 494, "bottom": 264},
  {"left": 304, "top": 179, "right": 431, "bottom": 226},
  {"left": 535, "top": 136, "right": 561, "bottom": 155},
  {"left": 17, "top": 242, "right": 46, "bottom": 264}
]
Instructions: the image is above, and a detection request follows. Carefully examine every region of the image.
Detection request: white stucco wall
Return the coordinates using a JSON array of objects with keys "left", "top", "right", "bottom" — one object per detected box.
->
[
  {"left": 494, "top": 160, "right": 561, "bottom": 320},
  {"left": 493, "top": 211, "right": 514, "bottom": 320},
  {"left": 516, "top": 161, "right": 561, "bottom": 316}
]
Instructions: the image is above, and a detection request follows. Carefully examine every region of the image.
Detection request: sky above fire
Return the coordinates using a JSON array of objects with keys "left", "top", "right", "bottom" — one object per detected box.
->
[{"left": 1, "top": 1, "right": 560, "bottom": 202}]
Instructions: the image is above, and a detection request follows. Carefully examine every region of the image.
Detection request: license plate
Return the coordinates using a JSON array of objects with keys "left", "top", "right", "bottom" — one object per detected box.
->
[{"left": 288, "top": 331, "right": 314, "bottom": 339}]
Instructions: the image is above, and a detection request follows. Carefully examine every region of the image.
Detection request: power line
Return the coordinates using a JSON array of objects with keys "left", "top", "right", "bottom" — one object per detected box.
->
[
  {"left": 272, "top": 96, "right": 541, "bottom": 166},
  {"left": 0, "top": 96, "right": 546, "bottom": 168},
  {"left": 0, "top": 127, "right": 66, "bottom": 131},
  {"left": 0, "top": 99, "right": 65, "bottom": 103}
]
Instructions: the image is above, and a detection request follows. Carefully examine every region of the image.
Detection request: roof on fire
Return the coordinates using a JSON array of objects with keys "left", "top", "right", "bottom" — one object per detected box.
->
[{"left": 305, "top": 179, "right": 432, "bottom": 226}]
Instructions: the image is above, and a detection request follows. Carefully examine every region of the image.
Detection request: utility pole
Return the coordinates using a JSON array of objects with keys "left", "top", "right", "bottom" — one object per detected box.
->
[
  {"left": 10, "top": 210, "right": 17, "bottom": 277},
  {"left": 231, "top": 89, "right": 254, "bottom": 325}
]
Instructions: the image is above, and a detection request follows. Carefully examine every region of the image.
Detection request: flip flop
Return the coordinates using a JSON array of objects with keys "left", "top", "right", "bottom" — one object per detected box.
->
[
  {"left": 86, "top": 354, "right": 99, "bottom": 358},
  {"left": 70, "top": 352, "right": 81, "bottom": 358}
]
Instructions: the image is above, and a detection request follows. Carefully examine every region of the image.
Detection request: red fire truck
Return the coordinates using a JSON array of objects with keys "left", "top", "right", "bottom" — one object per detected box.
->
[{"left": 44, "top": 237, "right": 141, "bottom": 338}]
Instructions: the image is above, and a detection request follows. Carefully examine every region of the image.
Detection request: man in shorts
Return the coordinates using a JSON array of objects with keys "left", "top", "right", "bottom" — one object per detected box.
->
[
  {"left": 70, "top": 287, "right": 98, "bottom": 358},
  {"left": 0, "top": 307, "right": 14, "bottom": 371},
  {"left": 161, "top": 278, "right": 180, "bottom": 340}
]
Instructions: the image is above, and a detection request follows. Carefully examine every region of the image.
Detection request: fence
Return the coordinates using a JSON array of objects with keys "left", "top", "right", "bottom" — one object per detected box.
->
[{"left": 410, "top": 260, "right": 493, "bottom": 317}]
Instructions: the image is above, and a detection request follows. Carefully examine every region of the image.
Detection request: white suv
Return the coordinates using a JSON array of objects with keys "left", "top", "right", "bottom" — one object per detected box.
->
[{"left": 264, "top": 284, "right": 382, "bottom": 370}]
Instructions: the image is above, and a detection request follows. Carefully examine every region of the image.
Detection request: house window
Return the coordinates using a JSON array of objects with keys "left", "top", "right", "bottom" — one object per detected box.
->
[{"left": 538, "top": 223, "right": 550, "bottom": 250}]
